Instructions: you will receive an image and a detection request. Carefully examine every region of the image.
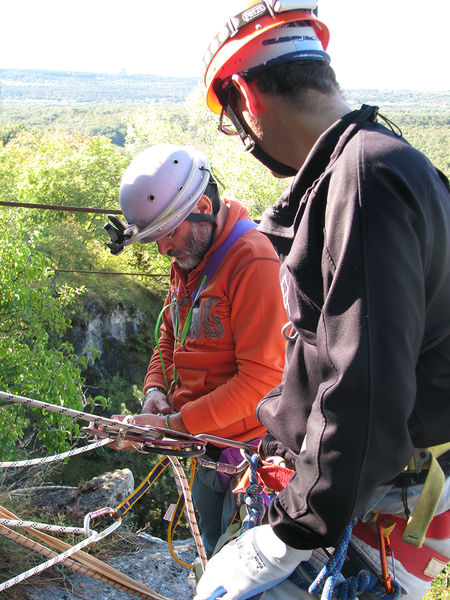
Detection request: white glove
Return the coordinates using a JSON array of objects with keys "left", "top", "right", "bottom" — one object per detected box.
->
[{"left": 194, "top": 524, "right": 312, "bottom": 600}]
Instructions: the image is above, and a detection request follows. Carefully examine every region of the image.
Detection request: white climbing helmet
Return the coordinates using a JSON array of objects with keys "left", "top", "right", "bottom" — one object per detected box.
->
[{"left": 119, "top": 144, "right": 211, "bottom": 245}]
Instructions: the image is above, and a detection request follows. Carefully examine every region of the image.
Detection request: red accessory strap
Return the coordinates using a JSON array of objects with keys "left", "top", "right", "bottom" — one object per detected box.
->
[{"left": 256, "top": 464, "right": 295, "bottom": 492}]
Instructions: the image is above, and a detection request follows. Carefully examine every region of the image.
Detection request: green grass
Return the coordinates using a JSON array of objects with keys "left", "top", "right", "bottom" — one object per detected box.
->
[{"left": 422, "top": 564, "right": 449, "bottom": 600}]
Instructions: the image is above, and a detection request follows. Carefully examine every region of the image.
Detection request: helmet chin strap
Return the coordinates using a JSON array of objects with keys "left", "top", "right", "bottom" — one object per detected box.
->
[
  {"left": 185, "top": 212, "right": 216, "bottom": 225},
  {"left": 224, "top": 100, "right": 298, "bottom": 178},
  {"left": 185, "top": 211, "right": 217, "bottom": 246}
]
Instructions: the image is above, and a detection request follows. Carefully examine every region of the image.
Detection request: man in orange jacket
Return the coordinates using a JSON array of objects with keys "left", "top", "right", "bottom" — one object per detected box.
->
[{"left": 107, "top": 143, "right": 287, "bottom": 556}]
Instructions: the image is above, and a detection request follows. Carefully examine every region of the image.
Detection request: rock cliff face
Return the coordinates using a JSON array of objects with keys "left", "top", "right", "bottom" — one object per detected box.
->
[
  {"left": 31, "top": 469, "right": 135, "bottom": 518},
  {"left": 67, "top": 295, "right": 161, "bottom": 389}
]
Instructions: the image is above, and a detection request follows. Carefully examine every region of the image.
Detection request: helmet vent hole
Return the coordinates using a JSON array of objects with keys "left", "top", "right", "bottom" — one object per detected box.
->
[
  {"left": 147, "top": 193, "right": 156, "bottom": 202},
  {"left": 173, "top": 159, "right": 179, "bottom": 165},
  {"left": 178, "top": 185, "right": 183, "bottom": 191}
]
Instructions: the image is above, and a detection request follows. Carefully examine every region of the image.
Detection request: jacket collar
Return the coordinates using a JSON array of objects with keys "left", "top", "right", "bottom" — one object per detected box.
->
[
  {"left": 258, "top": 105, "right": 379, "bottom": 239},
  {"left": 171, "top": 198, "right": 249, "bottom": 284}
]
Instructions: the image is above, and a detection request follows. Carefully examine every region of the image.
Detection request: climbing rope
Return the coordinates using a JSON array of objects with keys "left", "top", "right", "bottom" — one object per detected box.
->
[
  {"left": 0, "top": 437, "right": 110, "bottom": 468},
  {"left": 241, "top": 453, "right": 402, "bottom": 600},
  {"left": 0, "top": 391, "right": 241, "bottom": 597},
  {"left": 0, "top": 507, "right": 122, "bottom": 592},
  {"left": 0, "top": 390, "right": 206, "bottom": 456},
  {"left": 0, "top": 517, "right": 90, "bottom": 536},
  {"left": 0, "top": 448, "right": 199, "bottom": 598},
  {"left": 289, "top": 522, "right": 402, "bottom": 600},
  {"left": 241, "top": 453, "right": 265, "bottom": 531},
  {"left": 168, "top": 456, "right": 208, "bottom": 570},
  {"left": 0, "top": 391, "right": 256, "bottom": 597},
  {"left": 0, "top": 392, "right": 195, "bottom": 597},
  {"left": 0, "top": 505, "right": 173, "bottom": 600}
]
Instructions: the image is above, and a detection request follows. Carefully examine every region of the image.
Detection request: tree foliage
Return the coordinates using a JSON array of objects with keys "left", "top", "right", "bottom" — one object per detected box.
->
[
  {"left": 126, "top": 86, "right": 290, "bottom": 217},
  {"left": 0, "top": 212, "right": 85, "bottom": 459}
]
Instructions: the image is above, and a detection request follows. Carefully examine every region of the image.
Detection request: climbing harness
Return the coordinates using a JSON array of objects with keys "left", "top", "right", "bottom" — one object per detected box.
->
[
  {"left": 226, "top": 445, "right": 449, "bottom": 598},
  {"left": 232, "top": 453, "right": 404, "bottom": 600}
]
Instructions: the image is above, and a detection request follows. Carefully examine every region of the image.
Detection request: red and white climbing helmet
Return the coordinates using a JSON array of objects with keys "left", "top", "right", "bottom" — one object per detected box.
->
[{"left": 203, "top": 0, "right": 330, "bottom": 115}]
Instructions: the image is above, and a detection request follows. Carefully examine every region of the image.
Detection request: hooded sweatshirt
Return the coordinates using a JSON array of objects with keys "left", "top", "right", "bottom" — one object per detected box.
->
[{"left": 144, "top": 198, "right": 287, "bottom": 442}]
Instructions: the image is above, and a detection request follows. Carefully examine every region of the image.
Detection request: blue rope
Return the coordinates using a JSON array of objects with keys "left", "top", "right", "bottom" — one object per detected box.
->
[
  {"left": 242, "top": 454, "right": 402, "bottom": 600},
  {"left": 242, "top": 453, "right": 265, "bottom": 531},
  {"left": 289, "top": 520, "right": 402, "bottom": 599}
]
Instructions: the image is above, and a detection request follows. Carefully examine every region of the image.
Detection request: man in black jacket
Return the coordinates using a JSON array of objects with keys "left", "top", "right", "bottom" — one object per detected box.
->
[{"left": 195, "top": 2, "right": 450, "bottom": 599}]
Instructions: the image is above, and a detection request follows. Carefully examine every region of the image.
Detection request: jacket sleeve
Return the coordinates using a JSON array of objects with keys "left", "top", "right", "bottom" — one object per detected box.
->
[
  {"left": 262, "top": 133, "right": 443, "bottom": 549},
  {"left": 143, "top": 290, "right": 175, "bottom": 394},
  {"left": 180, "top": 237, "right": 287, "bottom": 436}
]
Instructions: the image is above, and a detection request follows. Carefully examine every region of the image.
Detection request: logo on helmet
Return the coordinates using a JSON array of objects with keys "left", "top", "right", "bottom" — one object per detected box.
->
[{"left": 242, "top": 3, "right": 266, "bottom": 22}]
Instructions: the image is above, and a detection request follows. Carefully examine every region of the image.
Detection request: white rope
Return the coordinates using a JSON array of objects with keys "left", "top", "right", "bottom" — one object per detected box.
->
[
  {"left": 0, "top": 438, "right": 111, "bottom": 468},
  {"left": 0, "top": 510, "right": 122, "bottom": 592},
  {"left": 168, "top": 456, "right": 207, "bottom": 570},
  {"left": 0, "top": 518, "right": 89, "bottom": 535},
  {"left": 0, "top": 391, "right": 206, "bottom": 453},
  {"left": 0, "top": 513, "right": 172, "bottom": 600},
  {"left": 2, "top": 485, "right": 77, "bottom": 495},
  {"left": 0, "top": 390, "right": 164, "bottom": 439}
]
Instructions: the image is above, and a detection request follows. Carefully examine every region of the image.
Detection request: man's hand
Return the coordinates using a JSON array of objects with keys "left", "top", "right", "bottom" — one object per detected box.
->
[
  {"left": 108, "top": 413, "right": 166, "bottom": 450},
  {"left": 141, "top": 389, "right": 171, "bottom": 415},
  {"left": 194, "top": 524, "right": 312, "bottom": 600}
]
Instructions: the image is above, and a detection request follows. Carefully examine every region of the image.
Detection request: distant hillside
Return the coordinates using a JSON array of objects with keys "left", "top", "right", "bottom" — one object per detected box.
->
[
  {"left": 1, "top": 68, "right": 449, "bottom": 110},
  {"left": 343, "top": 89, "right": 449, "bottom": 113},
  {"left": 0, "top": 68, "right": 198, "bottom": 104}
]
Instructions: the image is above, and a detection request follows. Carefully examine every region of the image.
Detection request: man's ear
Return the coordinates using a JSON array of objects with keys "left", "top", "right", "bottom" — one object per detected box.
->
[
  {"left": 231, "top": 74, "right": 261, "bottom": 116},
  {"left": 194, "top": 195, "right": 213, "bottom": 214}
]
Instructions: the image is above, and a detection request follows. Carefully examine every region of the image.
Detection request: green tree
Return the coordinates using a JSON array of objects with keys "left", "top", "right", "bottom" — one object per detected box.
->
[
  {"left": 125, "top": 86, "right": 290, "bottom": 218},
  {"left": 0, "top": 211, "right": 85, "bottom": 459}
]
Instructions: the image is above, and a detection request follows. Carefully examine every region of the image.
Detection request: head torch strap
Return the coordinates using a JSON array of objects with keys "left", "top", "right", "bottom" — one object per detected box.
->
[{"left": 185, "top": 212, "right": 216, "bottom": 224}]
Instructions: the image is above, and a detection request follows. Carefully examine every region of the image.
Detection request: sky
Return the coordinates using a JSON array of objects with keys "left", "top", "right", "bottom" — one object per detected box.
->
[{"left": 1, "top": 0, "right": 449, "bottom": 91}]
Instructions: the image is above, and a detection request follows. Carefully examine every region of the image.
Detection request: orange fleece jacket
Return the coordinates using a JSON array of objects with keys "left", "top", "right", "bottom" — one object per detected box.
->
[{"left": 144, "top": 199, "right": 287, "bottom": 442}]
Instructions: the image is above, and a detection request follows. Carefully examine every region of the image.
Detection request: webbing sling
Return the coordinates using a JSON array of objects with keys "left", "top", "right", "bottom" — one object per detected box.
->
[
  {"left": 402, "top": 442, "right": 450, "bottom": 547},
  {"left": 167, "top": 218, "right": 257, "bottom": 388},
  {"left": 190, "top": 218, "right": 257, "bottom": 301}
]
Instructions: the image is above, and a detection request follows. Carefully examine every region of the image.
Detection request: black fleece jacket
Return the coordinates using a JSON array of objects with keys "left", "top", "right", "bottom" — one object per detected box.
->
[{"left": 257, "top": 105, "right": 450, "bottom": 550}]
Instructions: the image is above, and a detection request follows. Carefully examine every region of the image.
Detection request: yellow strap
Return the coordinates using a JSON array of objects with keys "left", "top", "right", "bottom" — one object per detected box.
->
[
  {"left": 111, "top": 456, "right": 171, "bottom": 520},
  {"left": 402, "top": 442, "right": 450, "bottom": 548},
  {"left": 211, "top": 503, "right": 247, "bottom": 556}
]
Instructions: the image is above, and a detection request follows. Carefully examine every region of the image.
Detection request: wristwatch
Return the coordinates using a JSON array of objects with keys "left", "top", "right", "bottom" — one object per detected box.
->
[{"left": 140, "top": 386, "right": 166, "bottom": 408}]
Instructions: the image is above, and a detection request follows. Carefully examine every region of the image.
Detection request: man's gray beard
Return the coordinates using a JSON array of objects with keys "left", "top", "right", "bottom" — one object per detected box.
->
[{"left": 174, "top": 222, "right": 214, "bottom": 271}]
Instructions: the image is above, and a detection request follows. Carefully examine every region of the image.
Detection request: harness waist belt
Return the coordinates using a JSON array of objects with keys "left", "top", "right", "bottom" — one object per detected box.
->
[{"left": 353, "top": 511, "right": 450, "bottom": 581}]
